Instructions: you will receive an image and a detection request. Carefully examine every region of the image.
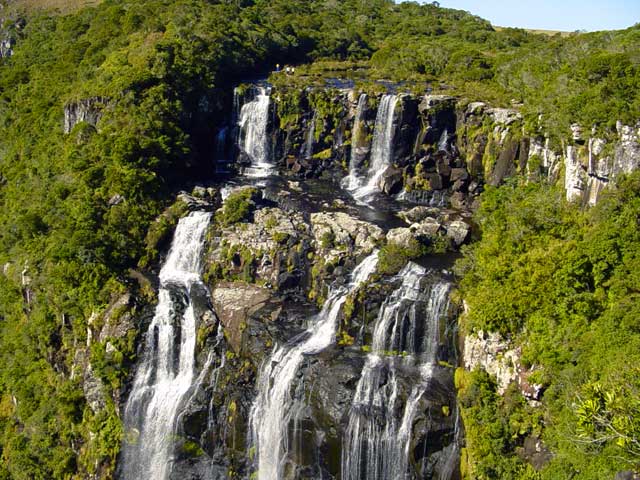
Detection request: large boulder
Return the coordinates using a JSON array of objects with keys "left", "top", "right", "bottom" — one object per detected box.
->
[
  {"left": 310, "top": 212, "right": 384, "bottom": 261},
  {"left": 207, "top": 207, "right": 310, "bottom": 289},
  {"left": 211, "top": 282, "right": 275, "bottom": 354},
  {"left": 387, "top": 227, "right": 419, "bottom": 250},
  {"left": 398, "top": 206, "right": 440, "bottom": 225},
  {"left": 444, "top": 220, "right": 470, "bottom": 246},
  {"left": 378, "top": 165, "right": 403, "bottom": 195}
]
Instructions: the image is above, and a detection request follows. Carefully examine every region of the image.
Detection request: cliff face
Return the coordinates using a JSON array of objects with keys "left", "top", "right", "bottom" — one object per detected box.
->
[
  {"left": 77, "top": 80, "right": 639, "bottom": 479},
  {"left": 227, "top": 83, "right": 639, "bottom": 208},
  {"left": 565, "top": 122, "right": 640, "bottom": 205}
]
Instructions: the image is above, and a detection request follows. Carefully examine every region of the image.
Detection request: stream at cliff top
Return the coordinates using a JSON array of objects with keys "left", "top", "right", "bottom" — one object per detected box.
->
[
  {"left": 119, "top": 211, "right": 213, "bottom": 480},
  {"left": 249, "top": 252, "right": 380, "bottom": 480}
]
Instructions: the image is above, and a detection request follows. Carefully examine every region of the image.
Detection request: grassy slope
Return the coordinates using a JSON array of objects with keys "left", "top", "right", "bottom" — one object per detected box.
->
[{"left": 4, "top": 0, "right": 102, "bottom": 14}]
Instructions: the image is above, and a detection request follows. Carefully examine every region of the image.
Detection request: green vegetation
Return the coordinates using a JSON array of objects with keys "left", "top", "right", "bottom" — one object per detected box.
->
[
  {"left": 0, "top": 0, "right": 636, "bottom": 477},
  {"left": 455, "top": 173, "right": 640, "bottom": 477},
  {"left": 377, "top": 239, "right": 426, "bottom": 276},
  {"left": 215, "top": 188, "right": 258, "bottom": 227}
]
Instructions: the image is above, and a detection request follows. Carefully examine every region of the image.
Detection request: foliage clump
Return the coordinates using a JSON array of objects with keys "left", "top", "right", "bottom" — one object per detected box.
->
[
  {"left": 216, "top": 188, "right": 258, "bottom": 227},
  {"left": 456, "top": 173, "right": 640, "bottom": 477}
]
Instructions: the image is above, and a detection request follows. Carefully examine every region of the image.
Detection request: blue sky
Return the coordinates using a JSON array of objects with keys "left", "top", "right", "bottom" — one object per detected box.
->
[{"left": 421, "top": 0, "right": 640, "bottom": 32}]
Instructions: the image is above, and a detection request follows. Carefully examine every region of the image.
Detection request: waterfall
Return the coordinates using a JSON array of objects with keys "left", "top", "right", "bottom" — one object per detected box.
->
[
  {"left": 347, "top": 94, "right": 398, "bottom": 201},
  {"left": 249, "top": 252, "right": 380, "bottom": 480},
  {"left": 237, "top": 86, "right": 274, "bottom": 178},
  {"left": 344, "top": 93, "right": 368, "bottom": 190},
  {"left": 342, "top": 263, "right": 451, "bottom": 480},
  {"left": 302, "top": 112, "right": 317, "bottom": 160},
  {"left": 120, "top": 211, "right": 212, "bottom": 480},
  {"left": 437, "top": 129, "right": 450, "bottom": 152}
]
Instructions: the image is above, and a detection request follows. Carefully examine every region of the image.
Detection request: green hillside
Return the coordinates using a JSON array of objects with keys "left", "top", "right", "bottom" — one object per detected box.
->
[{"left": 0, "top": 1, "right": 637, "bottom": 479}]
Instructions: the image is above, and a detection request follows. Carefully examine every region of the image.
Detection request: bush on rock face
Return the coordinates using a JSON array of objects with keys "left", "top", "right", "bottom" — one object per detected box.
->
[
  {"left": 377, "top": 239, "right": 426, "bottom": 276},
  {"left": 216, "top": 188, "right": 258, "bottom": 227}
]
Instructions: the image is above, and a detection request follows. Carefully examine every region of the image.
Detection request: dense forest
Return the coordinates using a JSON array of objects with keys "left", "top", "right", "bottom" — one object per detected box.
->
[{"left": 0, "top": 0, "right": 638, "bottom": 478}]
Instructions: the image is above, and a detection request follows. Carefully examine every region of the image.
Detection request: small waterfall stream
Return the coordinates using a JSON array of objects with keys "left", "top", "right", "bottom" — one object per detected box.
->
[
  {"left": 344, "top": 93, "right": 368, "bottom": 190},
  {"left": 347, "top": 94, "right": 398, "bottom": 201},
  {"left": 120, "top": 211, "right": 212, "bottom": 480},
  {"left": 237, "top": 86, "right": 274, "bottom": 178},
  {"left": 302, "top": 111, "right": 317, "bottom": 160},
  {"left": 249, "top": 251, "right": 380, "bottom": 480},
  {"left": 342, "top": 263, "right": 451, "bottom": 480}
]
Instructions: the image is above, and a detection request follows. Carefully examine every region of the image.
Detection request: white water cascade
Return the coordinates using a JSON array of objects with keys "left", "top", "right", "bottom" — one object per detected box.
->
[
  {"left": 249, "top": 251, "right": 380, "bottom": 480},
  {"left": 343, "top": 93, "right": 368, "bottom": 190},
  {"left": 237, "top": 87, "right": 274, "bottom": 178},
  {"left": 302, "top": 111, "right": 317, "bottom": 160},
  {"left": 120, "top": 211, "right": 212, "bottom": 480},
  {"left": 342, "top": 263, "right": 451, "bottom": 480},
  {"left": 347, "top": 94, "right": 398, "bottom": 201}
]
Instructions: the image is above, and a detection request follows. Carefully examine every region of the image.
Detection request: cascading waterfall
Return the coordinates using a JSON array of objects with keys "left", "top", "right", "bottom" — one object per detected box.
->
[
  {"left": 437, "top": 129, "right": 450, "bottom": 152},
  {"left": 347, "top": 94, "right": 398, "bottom": 200},
  {"left": 237, "top": 86, "right": 274, "bottom": 178},
  {"left": 249, "top": 251, "right": 380, "bottom": 480},
  {"left": 120, "top": 211, "right": 212, "bottom": 480},
  {"left": 342, "top": 263, "right": 451, "bottom": 480},
  {"left": 302, "top": 111, "right": 317, "bottom": 160},
  {"left": 343, "top": 93, "right": 368, "bottom": 190}
]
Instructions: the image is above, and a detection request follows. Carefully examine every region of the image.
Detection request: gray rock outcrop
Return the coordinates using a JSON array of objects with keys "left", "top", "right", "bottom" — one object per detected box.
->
[{"left": 64, "top": 97, "right": 109, "bottom": 133}]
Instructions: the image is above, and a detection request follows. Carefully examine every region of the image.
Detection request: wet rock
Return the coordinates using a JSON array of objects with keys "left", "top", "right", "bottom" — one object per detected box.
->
[
  {"left": 177, "top": 192, "right": 214, "bottom": 210},
  {"left": 425, "top": 173, "right": 443, "bottom": 190},
  {"left": 436, "top": 157, "right": 452, "bottom": 177},
  {"left": 451, "top": 179, "right": 466, "bottom": 192},
  {"left": 444, "top": 220, "right": 469, "bottom": 246},
  {"left": 377, "top": 165, "right": 403, "bottom": 195},
  {"left": 450, "top": 192, "right": 467, "bottom": 210}
]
